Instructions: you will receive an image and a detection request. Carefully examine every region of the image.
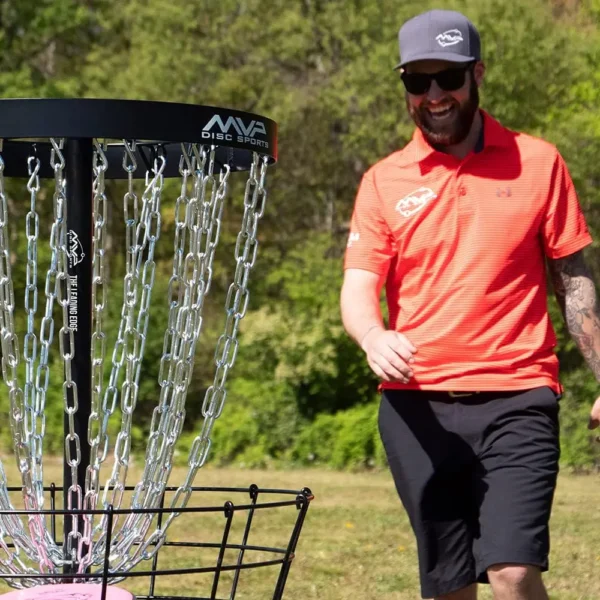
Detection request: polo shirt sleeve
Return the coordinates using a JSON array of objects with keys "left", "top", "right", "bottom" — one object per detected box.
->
[
  {"left": 541, "top": 151, "right": 593, "bottom": 259},
  {"left": 344, "top": 171, "right": 396, "bottom": 275}
]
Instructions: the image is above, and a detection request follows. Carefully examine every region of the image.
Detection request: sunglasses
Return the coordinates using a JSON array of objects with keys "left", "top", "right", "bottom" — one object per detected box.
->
[{"left": 400, "top": 63, "right": 474, "bottom": 95}]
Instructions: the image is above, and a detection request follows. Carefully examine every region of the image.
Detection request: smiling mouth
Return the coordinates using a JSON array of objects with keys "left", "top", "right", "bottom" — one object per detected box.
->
[{"left": 427, "top": 105, "right": 456, "bottom": 120}]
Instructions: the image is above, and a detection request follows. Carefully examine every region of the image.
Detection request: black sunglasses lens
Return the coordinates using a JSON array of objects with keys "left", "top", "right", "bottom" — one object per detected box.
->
[
  {"left": 435, "top": 68, "right": 467, "bottom": 91},
  {"left": 401, "top": 73, "right": 431, "bottom": 95},
  {"left": 401, "top": 65, "right": 470, "bottom": 94}
]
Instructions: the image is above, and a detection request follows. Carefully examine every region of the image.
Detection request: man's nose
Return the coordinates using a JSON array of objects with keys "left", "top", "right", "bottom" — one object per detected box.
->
[{"left": 426, "top": 81, "right": 445, "bottom": 102}]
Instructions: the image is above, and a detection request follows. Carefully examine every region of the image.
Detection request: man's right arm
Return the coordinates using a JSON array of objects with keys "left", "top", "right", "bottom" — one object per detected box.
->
[{"left": 340, "top": 268, "right": 416, "bottom": 383}]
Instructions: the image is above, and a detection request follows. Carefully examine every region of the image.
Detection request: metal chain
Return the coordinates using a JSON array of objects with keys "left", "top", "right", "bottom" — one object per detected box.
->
[
  {"left": 92, "top": 146, "right": 167, "bottom": 561},
  {"left": 24, "top": 156, "right": 41, "bottom": 509},
  {"left": 23, "top": 149, "right": 59, "bottom": 572},
  {"left": 136, "top": 145, "right": 210, "bottom": 496},
  {"left": 128, "top": 152, "right": 268, "bottom": 567},
  {"left": 112, "top": 146, "right": 201, "bottom": 566},
  {"left": 89, "top": 141, "right": 142, "bottom": 553},
  {"left": 105, "top": 146, "right": 189, "bottom": 568},
  {"left": 174, "top": 152, "right": 267, "bottom": 505},
  {"left": 0, "top": 140, "right": 270, "bottom": 578},
  {"left": 76, "top": 141, "right": 110, "bottom": 573},
  {"left": 85, "top": 141, "right": 139, "bottom": 566},
  {"left": 108, "top": 146, "right": 235, "bottom": 572},
  {"left": 47, "top": 137, "right": 83, "bottom": 569},
  {"left": 0, "top": 143, "right": 28, "bottom": 495},
  {"left": 0, "top": 142, "right": 53, "bottom": 575},
  {"left": 0, "top": 140, "right": 73, "bottom": 572}
]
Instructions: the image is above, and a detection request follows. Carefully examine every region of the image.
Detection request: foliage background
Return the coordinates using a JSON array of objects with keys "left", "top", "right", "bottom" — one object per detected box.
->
[{"left": 1, "top": 0, "right": 600, "bottom": 471}]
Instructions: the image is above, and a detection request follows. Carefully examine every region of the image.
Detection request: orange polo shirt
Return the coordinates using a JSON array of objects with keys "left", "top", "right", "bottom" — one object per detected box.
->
[{"left": 344, "top": 110, "right": 593, "bottom": 393}]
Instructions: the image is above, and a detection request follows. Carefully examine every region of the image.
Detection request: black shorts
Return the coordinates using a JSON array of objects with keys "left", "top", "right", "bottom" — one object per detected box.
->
[{"left": 378, "top": 387, "right": 560, "bottom": 599}]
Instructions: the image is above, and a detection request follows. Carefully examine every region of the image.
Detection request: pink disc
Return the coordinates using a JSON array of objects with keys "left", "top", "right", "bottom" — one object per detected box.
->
[{"left": 0, "top": 584, "right": 134, "bottom": 600}]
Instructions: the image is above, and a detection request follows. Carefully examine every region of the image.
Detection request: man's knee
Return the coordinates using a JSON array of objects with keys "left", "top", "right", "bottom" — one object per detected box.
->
[{"left": 487, "top": 563, "right": 542, "bottom": 593}]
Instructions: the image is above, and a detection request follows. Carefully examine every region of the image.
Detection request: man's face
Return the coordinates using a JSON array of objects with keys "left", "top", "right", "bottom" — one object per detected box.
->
[{"left": 403, "top": 59, "right": 485, "bottom": 146}]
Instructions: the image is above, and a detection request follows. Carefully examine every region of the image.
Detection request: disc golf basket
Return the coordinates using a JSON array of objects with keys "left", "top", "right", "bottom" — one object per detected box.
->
[{"left": 0, "top": 99, "right": 312, "bottom": 600}]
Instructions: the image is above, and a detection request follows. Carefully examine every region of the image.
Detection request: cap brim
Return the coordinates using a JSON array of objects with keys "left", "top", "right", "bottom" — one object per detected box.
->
[{"left": 393, "top": 52, "right": 476, "bottom": 71}]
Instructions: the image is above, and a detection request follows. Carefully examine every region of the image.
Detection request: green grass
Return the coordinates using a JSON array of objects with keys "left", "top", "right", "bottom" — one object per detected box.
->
[{"left": 0, "top": 461, "right": 599, "bottom": 599}]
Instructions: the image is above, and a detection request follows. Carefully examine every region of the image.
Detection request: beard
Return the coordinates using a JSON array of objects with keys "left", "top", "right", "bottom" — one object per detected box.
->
[{"left": 407, "top": 77, "right": 479, "bottom": 147}]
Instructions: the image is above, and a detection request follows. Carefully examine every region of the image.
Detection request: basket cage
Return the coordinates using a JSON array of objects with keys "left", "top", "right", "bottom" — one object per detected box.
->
[{"left": 0, "top": 99, "right": 312, "bottom": 600}]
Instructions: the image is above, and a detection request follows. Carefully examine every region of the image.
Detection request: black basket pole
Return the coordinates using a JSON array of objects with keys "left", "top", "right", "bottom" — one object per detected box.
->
[{"left": 63, "top": 138, "right": 94, "bottom": 574}]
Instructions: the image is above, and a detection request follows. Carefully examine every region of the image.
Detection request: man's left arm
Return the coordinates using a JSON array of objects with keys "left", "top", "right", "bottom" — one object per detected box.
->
[{"left": 548, "top": 249, "right": 600, "bottom": 428}]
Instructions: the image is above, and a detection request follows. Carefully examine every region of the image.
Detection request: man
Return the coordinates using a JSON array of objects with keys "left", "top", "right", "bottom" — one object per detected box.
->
[{"left": 340, "top": 8, "right": 600, "bottom": 600}]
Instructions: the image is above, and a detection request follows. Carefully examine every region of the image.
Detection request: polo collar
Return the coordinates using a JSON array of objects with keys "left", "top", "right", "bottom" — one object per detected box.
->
[{"left": 410, "top": 110, "right": 512, "bottom": 163}]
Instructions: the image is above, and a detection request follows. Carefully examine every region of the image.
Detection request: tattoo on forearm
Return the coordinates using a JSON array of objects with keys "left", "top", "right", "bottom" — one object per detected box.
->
[{"left": 550, "top": 251, "right": 600, "bottom": 380}]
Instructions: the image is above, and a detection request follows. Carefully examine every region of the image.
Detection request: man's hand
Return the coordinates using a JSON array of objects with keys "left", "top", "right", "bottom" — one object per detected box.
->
[
  {"left": 589, "top": 396, "right": 600, "bottom": 429},
  {"left": 361, "top": 329, "right": 417, "bottom": 383}
]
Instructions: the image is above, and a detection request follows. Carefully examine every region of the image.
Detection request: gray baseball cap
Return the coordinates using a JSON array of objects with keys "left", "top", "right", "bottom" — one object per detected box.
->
[{"left": 395, "top": 9, "right": 481, "bottom": 70}]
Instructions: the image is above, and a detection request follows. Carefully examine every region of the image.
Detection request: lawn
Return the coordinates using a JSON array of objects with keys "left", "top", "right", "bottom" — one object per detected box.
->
[{"left": 0, "top": 461, "right": 598, "bottom": 599}]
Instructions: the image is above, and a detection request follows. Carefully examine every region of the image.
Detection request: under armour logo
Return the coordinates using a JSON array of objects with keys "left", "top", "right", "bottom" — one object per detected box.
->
[{"left": 496, "top": 187, "right": 512, "bottom": 197}]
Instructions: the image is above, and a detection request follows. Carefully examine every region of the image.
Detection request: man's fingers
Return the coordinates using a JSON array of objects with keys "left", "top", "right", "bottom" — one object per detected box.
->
[
  {"left": 394, "top": 332, "right": 417, "bottom": 354},
  {"left": 369, "top": 361, "right": 392, "bottom": 382},
  {"left": 386, "top": 342, "right": 415, "bottom": 365},
  {"left": 376, "top": 350, "right": 413, "bottom": 378},
  {"left": 377, "top": 356, "right": 406, "bottom": 381},
  {"left": 372, "top": 354, "right": 412, "bottom": 382},
  {"left": 364, "top": 330, "right": 417, "bottom": 382},
  {"left": 376, "top": 346, "right": 412, "bottom": 377}
]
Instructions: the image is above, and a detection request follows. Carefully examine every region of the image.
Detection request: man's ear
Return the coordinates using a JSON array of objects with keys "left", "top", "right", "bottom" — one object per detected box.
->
[{"left": 473, "top": 61, "right": 486, "bottom": 87}]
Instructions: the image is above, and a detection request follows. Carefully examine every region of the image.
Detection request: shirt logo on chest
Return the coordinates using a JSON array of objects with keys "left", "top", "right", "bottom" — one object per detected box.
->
[{"left": 395, "top": 187, "right": 437, "bottom": 218}]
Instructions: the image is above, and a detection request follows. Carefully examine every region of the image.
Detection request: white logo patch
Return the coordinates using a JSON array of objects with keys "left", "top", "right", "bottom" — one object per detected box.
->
[
  {"left": 395, "top": 187, "right": 437, "bottom": 218},
  {"left": 436, "top": 29, "right": 464, "bottom": 47},
  {"left": 347, "top": 232, "right": 360, "bottom": 248},
  {"left": 203, "top": 115, "right": 267, "bottom": 138},
  {"left": 67, "top": 230, "right": 85, "bottom": 268}
]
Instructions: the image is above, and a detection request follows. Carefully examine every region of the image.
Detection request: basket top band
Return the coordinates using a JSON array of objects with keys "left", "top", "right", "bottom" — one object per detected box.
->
[{"left": 0, "top": 99, "right": 277, "bottom": 173}]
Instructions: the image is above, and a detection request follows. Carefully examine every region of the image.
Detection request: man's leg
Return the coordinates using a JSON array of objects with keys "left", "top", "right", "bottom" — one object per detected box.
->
[
  {"left": 470, "top": 387, "right": 560, "bottom": 598},
  {"left": 434, "top": 583, "right": 478, "bottom": 600},
  {"left": 487, "top": 564, "right": 548, "bottom": 600},
  {"left": 379, "top": 391, "right": 480, "bottom": 599}
]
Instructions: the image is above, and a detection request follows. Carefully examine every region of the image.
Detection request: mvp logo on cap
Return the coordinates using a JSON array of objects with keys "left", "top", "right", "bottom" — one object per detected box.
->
[{"left": 436, "top": 29, "right": 464, "bottom": 47}]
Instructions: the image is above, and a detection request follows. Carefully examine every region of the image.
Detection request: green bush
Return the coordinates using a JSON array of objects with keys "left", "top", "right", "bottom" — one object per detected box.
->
[
  {"left": 205, "top": 378, "right": 303, "bottom": 468},
  {"left": 558, "top": 369, "right": 600, "bottom": 471},
  {"left": 291, "top": 399, "right": 385, "bottom": 470}
]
